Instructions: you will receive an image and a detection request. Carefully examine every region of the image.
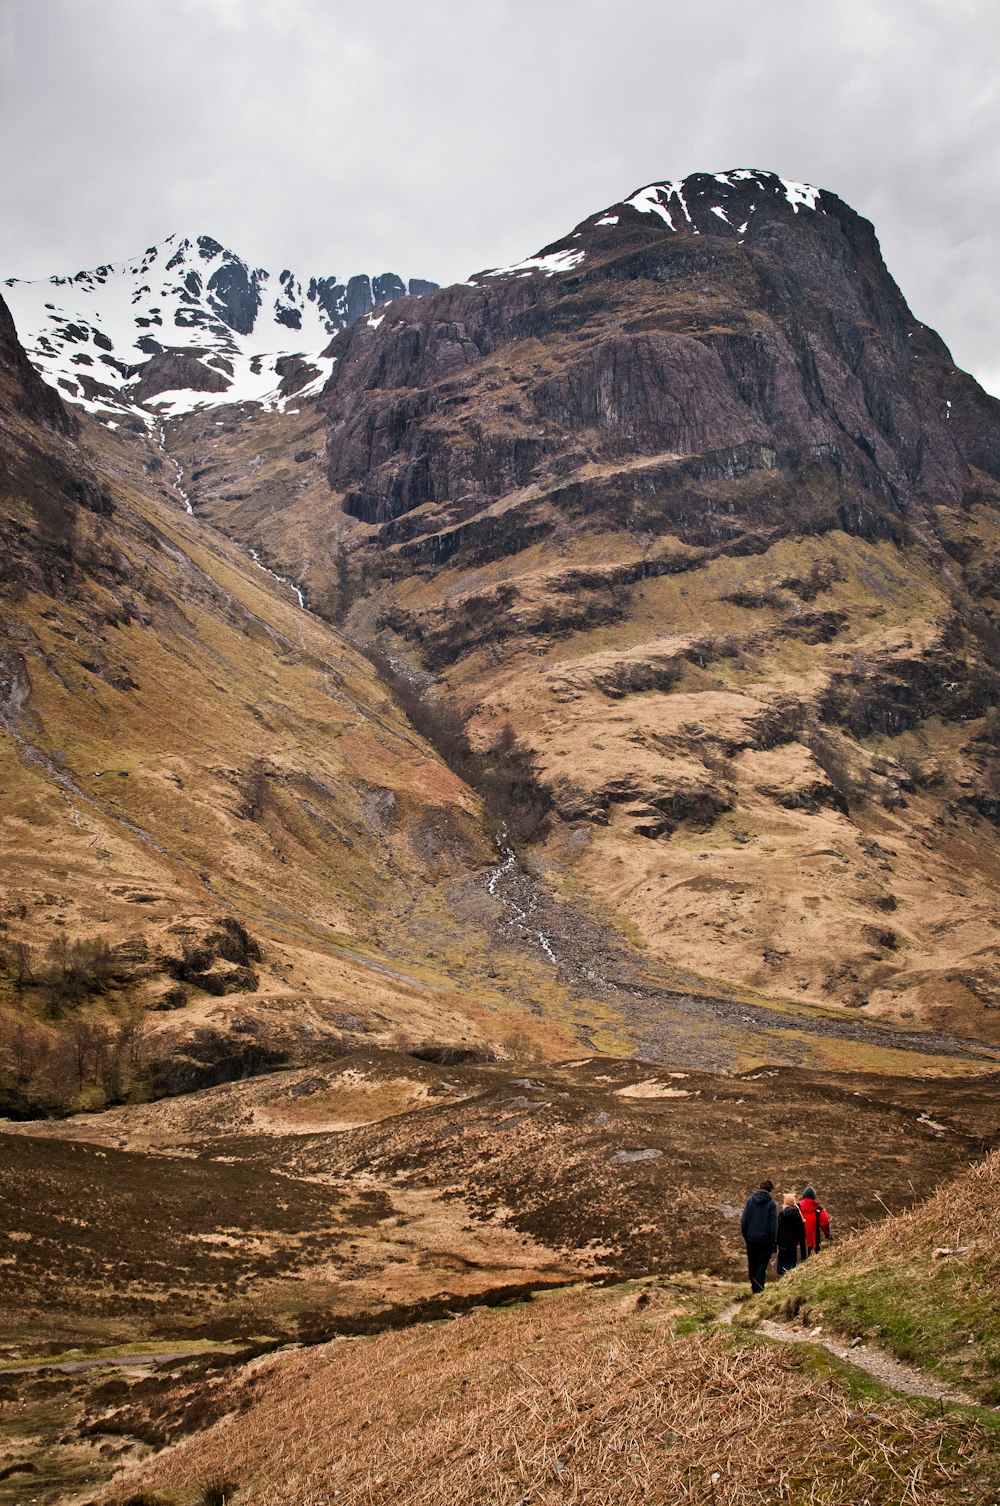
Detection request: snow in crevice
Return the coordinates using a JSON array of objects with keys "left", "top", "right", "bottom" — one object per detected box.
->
[{"left": 626, "top": 185, "right": 677, "bottom": 229}]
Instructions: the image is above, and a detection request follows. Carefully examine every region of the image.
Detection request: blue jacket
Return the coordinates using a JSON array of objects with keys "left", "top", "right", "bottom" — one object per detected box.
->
[{"left": 741, "top": 1189, "right": 778, "bottom": 1244}]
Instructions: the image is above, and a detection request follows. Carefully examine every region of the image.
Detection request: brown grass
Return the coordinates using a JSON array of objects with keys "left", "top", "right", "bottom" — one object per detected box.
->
[
  {"left": 752, "top": 1149, "right": 1000, "bottom": 1399},
  {"left": 121, "top": 1282, "right": 999, "bottom": 1505}
]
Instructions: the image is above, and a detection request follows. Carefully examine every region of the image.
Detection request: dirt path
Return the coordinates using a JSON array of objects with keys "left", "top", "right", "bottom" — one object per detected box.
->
[{"left": 716, "top": 1303, "right": 978, "bottom": 1406}]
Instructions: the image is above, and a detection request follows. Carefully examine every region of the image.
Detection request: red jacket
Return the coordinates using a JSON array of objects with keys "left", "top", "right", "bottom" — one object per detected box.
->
[{"left": 799, "top": 1195, "right": 831, "bottom": 1251}]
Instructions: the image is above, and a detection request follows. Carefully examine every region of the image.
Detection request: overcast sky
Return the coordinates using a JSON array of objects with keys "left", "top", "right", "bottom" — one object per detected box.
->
[{"left": 2, "top": 0, "right": 998, "bottom": 392}]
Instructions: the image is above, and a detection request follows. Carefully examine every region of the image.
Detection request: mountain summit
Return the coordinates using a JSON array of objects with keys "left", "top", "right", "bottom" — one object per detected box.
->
[
  {"left": 473, "top": 169, "right": 828, "bottom": 280},
  {"left": 3, "top": 233, "right": 437, "bottom": 424}
]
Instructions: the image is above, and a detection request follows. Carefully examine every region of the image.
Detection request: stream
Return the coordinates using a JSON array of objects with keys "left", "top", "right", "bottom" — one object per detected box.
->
[
  {"left": 156, "top": 424, "right": 193, "bottom": 515},
  {"left": 157, "top": 425, "right": 307, "bottom": 608},
  {"left": 486, "top": 828, "right": 559, "bottom": 966},
  {"left": 247, "top": 547, "right": 306, "bottom": 609}
]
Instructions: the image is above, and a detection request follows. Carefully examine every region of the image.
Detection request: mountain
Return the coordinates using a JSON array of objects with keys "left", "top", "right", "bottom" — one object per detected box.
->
[
  {"left": 1, "top": 281, "right": 571, "bottom": 1117},
  {"left": 165, "top": 169, "right": 1000, "bottom": 1042},
  {"left": 2, "top": 232, "right": 437, "bottom": 424},
  {"left": 3, "top": 185, "right": 1000, "bottom": 1506}
]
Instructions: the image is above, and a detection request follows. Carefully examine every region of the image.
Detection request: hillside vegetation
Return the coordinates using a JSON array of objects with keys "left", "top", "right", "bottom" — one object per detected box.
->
[
  {"left": 102, "top": 1151, "right": 1000, "bottom": 1505},
  {"left": 0, "top": 303, "right": 597, "bottom": 1113},
  {"left": 168, "top": 178, "right": 1000, "bottom": 1045},
  {"left": 753, "top": 1148, "right": 1000, "bottom": 1403},
  {"left": 120, "top": 1273, "right": 999, "bottom": 1506}
]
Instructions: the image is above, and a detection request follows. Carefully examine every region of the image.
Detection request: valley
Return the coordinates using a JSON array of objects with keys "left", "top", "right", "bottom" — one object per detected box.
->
[{"left": 2, "top": 168, "right": 1000, "bottom": 1504}]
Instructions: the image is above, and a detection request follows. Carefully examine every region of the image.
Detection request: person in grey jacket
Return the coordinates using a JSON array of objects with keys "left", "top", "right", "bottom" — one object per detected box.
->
[{"left": 740, "top": 1178, "right": 778, "bottom": 1293}]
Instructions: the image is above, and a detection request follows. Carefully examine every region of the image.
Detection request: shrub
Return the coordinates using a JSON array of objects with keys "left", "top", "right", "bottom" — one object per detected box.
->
[
  {"left": 480, "top": 723, "right": 552, "bottom": 846},
  {"left": 1, "top": 937, "right": 36, "bottom": 987},
  {"left": 239, "top": 760, "right": 272, "bottom": 821},
  {"left": 38, "top": 934, "right": 114, "bottom": 1015},
  {"left": 366, "top": 648, "right": 551, "bottom": 845}
]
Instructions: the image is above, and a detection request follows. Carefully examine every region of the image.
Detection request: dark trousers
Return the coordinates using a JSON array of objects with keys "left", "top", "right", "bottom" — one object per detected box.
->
[
  {"left": 745, "top": 1239, "right": 773, "bottom": 1293},
  {"left": 776, "top": 1246, "right": 798, "bottom": 1277}
]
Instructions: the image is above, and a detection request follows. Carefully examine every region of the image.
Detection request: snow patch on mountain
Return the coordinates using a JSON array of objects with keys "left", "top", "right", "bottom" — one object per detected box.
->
[
  {"left": 470, "top": 170, "right": 829, "bottom": 295},
  {"left": 480, "top": 247, "right": 587, "bottom": 281},
  {"left": 3, "top": 234, "right": 436, "bottom": 425},
  {"left": 608, "top": 168, "right": 825, "bottom": 237}
]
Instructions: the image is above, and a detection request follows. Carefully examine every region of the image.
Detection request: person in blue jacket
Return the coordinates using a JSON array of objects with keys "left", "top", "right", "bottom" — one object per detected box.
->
[{"left": 740, "top": 1178, "right": 778, "bottom": 1292}]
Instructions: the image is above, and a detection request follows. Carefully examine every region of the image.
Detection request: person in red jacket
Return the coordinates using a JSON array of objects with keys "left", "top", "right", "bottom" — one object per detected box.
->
[{"left": 799, "top": 1185, "right": 832, "bottom": 1253}]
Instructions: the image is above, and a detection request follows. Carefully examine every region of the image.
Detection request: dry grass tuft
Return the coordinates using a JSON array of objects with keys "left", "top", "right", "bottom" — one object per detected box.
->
[
  {"left": 122, "top": 1283, "right": 1000, "bottom": 1505},
  {"left": 845, "top": 1147, "right": 996, "bottom": 1263}
]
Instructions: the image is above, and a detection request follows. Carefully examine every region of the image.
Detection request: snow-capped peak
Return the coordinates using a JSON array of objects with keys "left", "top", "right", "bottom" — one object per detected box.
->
[
  {"left": 470, "top": 169, "right": 828, "bottom": 290},
  {"left": 616, "top": 169, "right": 825, "bottom": 235},
  {"left": 3, "top": 234, "right": 437, "bottom": 425}
]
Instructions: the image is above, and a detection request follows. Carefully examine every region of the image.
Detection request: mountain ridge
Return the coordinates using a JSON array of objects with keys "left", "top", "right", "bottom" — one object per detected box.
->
[{"left": 3, "top": 230, "right": 438, "bottom": 425}]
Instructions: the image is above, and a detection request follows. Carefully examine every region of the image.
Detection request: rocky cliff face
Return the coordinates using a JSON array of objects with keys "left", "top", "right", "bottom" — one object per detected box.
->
[
  {"left": 0, "top": 291, "right": 117, "bottom": 599},
  {"left": 3, "top": 234, "right": 438, "bottom": 425},
  {"left": 318, "top": 170, "right": 994, "bottom": 539}
]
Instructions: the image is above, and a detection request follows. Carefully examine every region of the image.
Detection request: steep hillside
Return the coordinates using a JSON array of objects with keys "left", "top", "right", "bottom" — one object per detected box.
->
[
  {"left": 165, "top": 170, "right": 1000, "bottom": 1042},
  {"left": 0, "top": 289, "right": 577, "bottom": 1116},
  {"left": 754, "top": 1147, "right": 1000, "bottom": 1403}
]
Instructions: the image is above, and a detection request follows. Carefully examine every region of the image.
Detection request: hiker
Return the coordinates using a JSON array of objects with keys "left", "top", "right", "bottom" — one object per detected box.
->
[
  {"left": 740, "top": 1178, "right": 778, "bottom": 1293},
  {"left": 776, "top": 1192, "right": 807, "bottom": 1275},
  {"left": 799, "top": 1185, "right": 832, "bottom": 1254}
]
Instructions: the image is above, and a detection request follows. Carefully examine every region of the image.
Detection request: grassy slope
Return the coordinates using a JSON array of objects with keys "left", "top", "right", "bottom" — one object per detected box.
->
[
  {"left": 751, "top": 1149, "right": 1000, "bottom": 1402},
  {"left": 0, "top": 407, "right": 599, "bottom": 1098},
  {"left": 108, "top": 1150, "right": 1000, "bottom": 1505},
  {"left": 121, "top": 1277, "right": 1000, "bottom": 1506}
]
